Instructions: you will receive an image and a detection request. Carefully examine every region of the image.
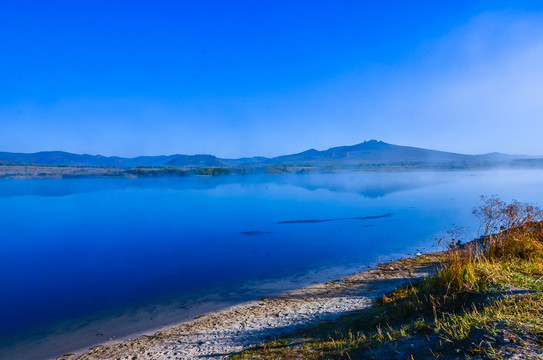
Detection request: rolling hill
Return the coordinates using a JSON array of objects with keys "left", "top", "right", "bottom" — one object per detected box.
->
[{"left": 0, "top": 140, "right": 539, "bottom": 168}]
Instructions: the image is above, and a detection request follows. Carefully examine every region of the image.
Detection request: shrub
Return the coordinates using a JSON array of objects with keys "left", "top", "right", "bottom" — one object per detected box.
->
[{"left": 473, "top": 195, "right": 543, "bottom": 261}]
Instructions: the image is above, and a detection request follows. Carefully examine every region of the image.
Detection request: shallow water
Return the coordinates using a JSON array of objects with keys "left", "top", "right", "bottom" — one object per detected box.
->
[{"left": 1, "top": 170, "right": 543, "bottom": 359}]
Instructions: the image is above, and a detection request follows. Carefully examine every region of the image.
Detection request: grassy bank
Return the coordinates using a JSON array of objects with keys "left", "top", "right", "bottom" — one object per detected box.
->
[{"left": 231, "top": 196, "right": 543, "bottom": 359}]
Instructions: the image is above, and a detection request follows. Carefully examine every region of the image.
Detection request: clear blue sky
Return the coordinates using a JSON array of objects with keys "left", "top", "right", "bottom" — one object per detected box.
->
[{"left": 2, "top": 1, "right": 543, "bottom": 157}]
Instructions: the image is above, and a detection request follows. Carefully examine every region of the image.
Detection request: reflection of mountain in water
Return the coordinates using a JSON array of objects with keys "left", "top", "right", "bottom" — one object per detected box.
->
[
  {"left": 0, "top": 172, "right": 450, "bottom": 199},
  {"left": 281, "top": 172, "right": 448, "bottom": 198},
  {"left": 0, "top": 177, "right": 230, "bottom": 198}
]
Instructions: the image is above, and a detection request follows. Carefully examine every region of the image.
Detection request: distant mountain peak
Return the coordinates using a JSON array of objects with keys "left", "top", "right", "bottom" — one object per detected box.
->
[{"left": 0, "top": 141, "right": 538, "bottom": 168}]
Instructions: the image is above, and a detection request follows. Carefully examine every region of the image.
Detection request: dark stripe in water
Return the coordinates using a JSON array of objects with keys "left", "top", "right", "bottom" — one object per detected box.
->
[{"left": 277, "top": 213, "right": 393, "bottom": 224}]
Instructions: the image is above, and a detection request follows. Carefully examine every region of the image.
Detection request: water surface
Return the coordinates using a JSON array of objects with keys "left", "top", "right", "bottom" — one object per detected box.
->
[{"left": 1, "top": 170, "right": 543, "bottom": 359}]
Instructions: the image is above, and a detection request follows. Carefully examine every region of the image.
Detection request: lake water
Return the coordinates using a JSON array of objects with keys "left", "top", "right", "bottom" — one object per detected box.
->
[{"left": 1, "top": 170, "right": 543, "bottom": 359}]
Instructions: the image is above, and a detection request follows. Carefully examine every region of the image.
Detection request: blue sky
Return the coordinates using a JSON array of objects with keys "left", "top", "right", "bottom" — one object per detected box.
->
[{"left": 1, "top": 1, "right": 543, "bottom": 157}]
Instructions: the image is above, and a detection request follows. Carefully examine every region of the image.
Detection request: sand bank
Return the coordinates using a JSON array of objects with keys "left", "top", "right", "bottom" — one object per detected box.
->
[{"left": 59, "top": 255, "right": 439, "bottom": 360}]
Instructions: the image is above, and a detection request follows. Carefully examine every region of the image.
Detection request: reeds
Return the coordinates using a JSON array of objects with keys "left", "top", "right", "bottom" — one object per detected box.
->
[{"left": 436, "top": 196, "right": 543, "bottom": 296}]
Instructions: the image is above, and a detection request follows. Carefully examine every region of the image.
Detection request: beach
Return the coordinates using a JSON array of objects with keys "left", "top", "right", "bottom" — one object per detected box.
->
[{"left": 58, "top": 255, "right": 439, "bottom": 360}]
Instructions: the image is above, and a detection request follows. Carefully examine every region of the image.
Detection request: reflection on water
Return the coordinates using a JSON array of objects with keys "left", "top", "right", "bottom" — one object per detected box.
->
[
  {"left": 1, "top": 170, "right": 543, "bottom": 359},
  {"left": 0, "top": 171, "right": 446, "bottom": 199}
]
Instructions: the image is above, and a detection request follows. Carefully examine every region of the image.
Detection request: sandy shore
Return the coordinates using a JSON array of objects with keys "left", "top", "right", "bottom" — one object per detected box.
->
[{"left": 59, "top": 255, "right": 439, "bottom": 360}]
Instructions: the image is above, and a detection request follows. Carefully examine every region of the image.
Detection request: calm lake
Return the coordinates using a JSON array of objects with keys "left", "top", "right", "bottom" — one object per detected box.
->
[{"left": 1, "top": 169, "right": 543, "bottom": 359}]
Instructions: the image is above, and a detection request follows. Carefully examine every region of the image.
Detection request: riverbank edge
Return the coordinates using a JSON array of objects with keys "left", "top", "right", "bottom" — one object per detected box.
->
[{"left": 58, "top": 253, "right": 443, "bottom": 360}]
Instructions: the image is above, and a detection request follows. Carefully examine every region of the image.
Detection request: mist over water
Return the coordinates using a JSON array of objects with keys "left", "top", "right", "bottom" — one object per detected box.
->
[{"left": 1, "top": 169, "right": 543, "bottom": 359}]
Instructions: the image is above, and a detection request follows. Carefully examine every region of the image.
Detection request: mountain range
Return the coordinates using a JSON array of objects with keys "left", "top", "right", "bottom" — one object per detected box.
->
[{"left": 0, "top": 140, "right": 540, "bottom": 168}]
